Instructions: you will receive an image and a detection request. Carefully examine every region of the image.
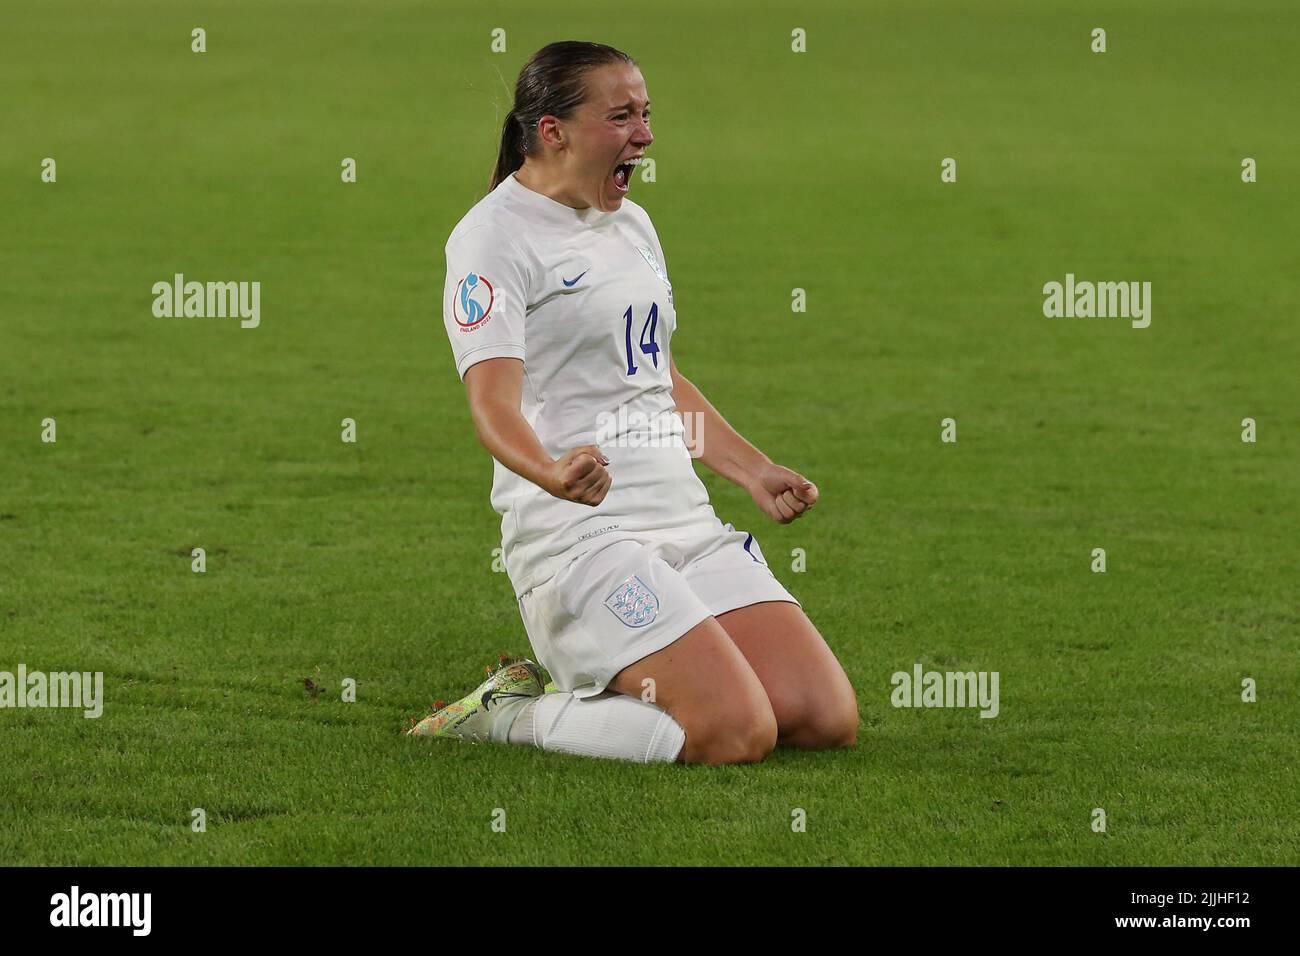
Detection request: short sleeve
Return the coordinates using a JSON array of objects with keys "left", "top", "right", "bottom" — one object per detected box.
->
[{"left": 442, "top": 223, "right": 530, "bottom": 380}]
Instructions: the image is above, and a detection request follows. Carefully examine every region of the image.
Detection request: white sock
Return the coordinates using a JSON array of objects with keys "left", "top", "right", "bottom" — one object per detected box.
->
[
  {"left": 488, "top": 696, "right": 533, "bottom": 744},
  {"left": 504, "top": 692, "right": 685, "bottom": 763}
]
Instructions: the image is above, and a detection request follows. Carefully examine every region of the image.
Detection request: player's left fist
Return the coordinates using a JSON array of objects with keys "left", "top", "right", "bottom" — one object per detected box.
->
[{"left": 748, "top": 462, "right": 819, "bottom": 524}]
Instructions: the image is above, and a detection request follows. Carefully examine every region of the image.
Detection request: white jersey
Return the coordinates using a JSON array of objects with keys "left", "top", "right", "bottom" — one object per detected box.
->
[{"left": 442, "top": 172, "right": 721, "bottom": 598}]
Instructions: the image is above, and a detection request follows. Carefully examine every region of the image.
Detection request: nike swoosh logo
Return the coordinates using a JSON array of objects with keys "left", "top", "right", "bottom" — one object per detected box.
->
[
  {"left": 561, "top": 270, "right": 589, "bottom": 287},
  {"left": 482, "top": 689, "right": 533, "bottom": 709}
]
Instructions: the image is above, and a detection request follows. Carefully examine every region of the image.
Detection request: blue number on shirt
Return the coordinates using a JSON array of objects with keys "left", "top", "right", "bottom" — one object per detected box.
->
[{"left": 623, "top": 302, "right": 660, "bottom": 375}]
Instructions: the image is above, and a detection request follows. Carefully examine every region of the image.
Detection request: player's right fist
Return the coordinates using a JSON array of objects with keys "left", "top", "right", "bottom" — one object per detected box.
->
[{"left": 545, "top": 445, "right": 612, "bottom": 506}]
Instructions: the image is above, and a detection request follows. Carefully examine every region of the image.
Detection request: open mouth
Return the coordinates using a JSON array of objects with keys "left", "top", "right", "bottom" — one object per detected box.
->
[{"left": 611, "top": 156, "right": 641, "bottom": 194}]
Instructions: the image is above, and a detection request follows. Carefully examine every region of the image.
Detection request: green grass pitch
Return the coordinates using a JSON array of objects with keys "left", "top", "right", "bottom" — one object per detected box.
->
[{"left": 2, "top": 0, "right": 1297, "bottom": 866}]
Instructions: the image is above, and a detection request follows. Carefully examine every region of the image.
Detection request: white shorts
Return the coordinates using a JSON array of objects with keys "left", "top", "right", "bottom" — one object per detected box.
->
[{"left": 516, "top": 523, "right": 799, "bottom": 699}]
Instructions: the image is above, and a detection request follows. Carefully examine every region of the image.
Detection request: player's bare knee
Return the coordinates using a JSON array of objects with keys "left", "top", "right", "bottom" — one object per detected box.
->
[
  {"left": 732, "top": 706, "right": 778, "bottom": 762},
  {"left": 816, "top": 704, "right": 859, "bottom": 748},
  {"left": 783, "top": 697, "right": 859, "bottom": 749},
  {"left": 681, "top": 704, "right": 777, "bottom": 764},
  {"left": 822, "top": 690, "right": 860, "bottom": 746}
]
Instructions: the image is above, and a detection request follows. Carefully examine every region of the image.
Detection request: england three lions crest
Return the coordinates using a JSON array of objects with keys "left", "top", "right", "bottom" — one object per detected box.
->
[
  {"left": 635, "top": 246, "right": 673, "bottom": 304},
  {"left": 604, "top": 575, "right": 660, "bottom": 628}
]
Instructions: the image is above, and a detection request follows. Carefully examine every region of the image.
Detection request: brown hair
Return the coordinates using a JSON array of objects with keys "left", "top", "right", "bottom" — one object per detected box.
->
[{"left": 489, "top": 40, "right": 636, "bottom": 191}]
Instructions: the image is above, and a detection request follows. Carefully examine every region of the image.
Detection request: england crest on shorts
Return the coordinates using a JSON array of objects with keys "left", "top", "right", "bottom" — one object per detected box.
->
[{"left": 604, "top": 575, "right": 659, "bottom": 628}]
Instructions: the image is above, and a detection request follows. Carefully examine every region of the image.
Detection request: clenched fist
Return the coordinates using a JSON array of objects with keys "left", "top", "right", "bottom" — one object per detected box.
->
[
  {"left": 544, "top": 444, "right": 612, "bottom": 507},
  {"left": 748, "top": 462, "right": 819, "bottom": 524}
]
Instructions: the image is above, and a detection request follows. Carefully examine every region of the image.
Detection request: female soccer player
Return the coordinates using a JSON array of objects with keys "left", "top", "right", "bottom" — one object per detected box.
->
[{"left": 411, "top": 40, "right": 858, "bottom": 764}]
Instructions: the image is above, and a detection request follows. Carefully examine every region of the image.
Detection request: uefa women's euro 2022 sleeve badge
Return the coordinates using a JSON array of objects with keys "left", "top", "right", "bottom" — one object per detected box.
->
[
  {"left": 453, "top": 271, "right": 495, "bottom": 331},
  {"left": 635, "top": 246, "right": 673, "bottom": 305}
]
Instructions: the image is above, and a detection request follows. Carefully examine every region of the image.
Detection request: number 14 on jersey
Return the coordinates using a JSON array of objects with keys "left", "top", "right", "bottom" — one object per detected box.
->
[{"left": 623, "top": 302, "right": 660, "bottom": 375}]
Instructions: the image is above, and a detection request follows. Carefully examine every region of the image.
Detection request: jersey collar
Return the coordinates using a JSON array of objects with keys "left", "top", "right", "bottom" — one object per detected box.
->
[{"left": 502, "top": 172, "right": 613, "bottom": 226}]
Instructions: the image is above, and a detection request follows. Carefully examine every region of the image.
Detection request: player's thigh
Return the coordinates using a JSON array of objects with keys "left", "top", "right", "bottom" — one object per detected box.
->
[
  {"left": 715, "top": 600, "right": 858, "bottom": 749},
  {"left": 608, "top": 615, "right": 777, "bottom": 765}
]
